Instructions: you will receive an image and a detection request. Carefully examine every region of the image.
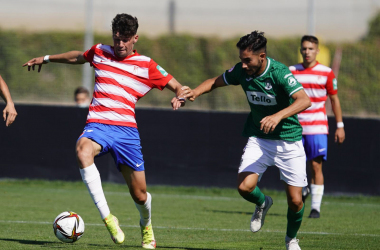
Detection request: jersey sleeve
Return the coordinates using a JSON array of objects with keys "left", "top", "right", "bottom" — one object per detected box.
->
[
  {"left": 83, "top": 44, "right": 99, "bottom": 67},
  {"left": 222, "top": 63, "right": 242, "bottom": 86},
  {"left": 275, "top": 67, "right": 304, "bottom": 97},
  {"left": 326, "top": 70, "right": 338, "bottom": 95},
  {"left": 148, "top": 60, "right": 173, "bottom": 90}
]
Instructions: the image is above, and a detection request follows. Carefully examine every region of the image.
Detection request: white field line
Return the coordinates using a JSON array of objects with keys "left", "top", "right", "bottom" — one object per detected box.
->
[
  {"left": 0, "top": 220, "right": 378, "bottom": 238},
  {"left": 34, "top": 188, "right": 380, "bottom": 208}
]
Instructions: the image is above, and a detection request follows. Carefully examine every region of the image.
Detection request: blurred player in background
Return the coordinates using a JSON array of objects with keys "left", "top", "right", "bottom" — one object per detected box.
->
[
  {"left": 23, "top": 13, "right": 185, "bottom": 249},
  {"left": 0, "top": 75, "right": 17, "bottom": 126},
  {"left": 74, "top": 86, "right": 91, "bottom": 107},
  {"left": 178, "top": 31, "right": 311, "bottom": 250},
  {"left": 289, "top": 36, "right": 345, "bottom": 219}
]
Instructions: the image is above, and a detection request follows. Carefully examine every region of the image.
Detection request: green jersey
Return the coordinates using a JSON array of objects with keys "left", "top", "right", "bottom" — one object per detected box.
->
[{"left": 223, "top": 57, "right": 303, "bottom": 141}]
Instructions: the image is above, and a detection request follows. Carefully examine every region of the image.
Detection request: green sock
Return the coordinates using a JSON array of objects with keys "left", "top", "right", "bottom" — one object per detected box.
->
[
  {"left": 241, "top": 186, "right": 265, "bottom": 206},
  {"left": 286, "top": 204, "right": 305, "bottom": 238}
]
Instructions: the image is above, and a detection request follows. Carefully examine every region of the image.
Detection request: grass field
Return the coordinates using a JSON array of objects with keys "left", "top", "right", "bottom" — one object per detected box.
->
[{"left": 0, "top": 179, "right": 379, "bottom": 250}]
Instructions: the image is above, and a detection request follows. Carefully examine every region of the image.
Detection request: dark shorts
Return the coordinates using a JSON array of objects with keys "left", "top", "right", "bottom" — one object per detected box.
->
[
  {"left": 302, "top": 134, "right": 328, "bottom": 161},
  {"left": 78, "top": 123, "right": 144, "bottom": 171}
]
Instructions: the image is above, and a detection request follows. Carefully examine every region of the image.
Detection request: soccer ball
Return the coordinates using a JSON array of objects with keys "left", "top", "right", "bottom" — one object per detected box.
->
[{"left": 53, "top": 211, "right": 85, "bottom": 243}]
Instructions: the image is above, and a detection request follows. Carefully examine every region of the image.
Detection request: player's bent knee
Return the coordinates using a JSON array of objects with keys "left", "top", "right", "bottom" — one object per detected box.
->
[{"left": 237, "top": 183, "right": 256, "bottom": 196}]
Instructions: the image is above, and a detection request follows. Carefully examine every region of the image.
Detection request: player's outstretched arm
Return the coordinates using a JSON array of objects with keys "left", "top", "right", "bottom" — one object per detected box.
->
[
  {"left": 0, "top": 75, "right": 17, "bottom": 127},
  {"left": 329, "top": 94, "right": 345, "bottom": 144},
  {"left": 22, "top": 51, "right": 87, "bottom": 72},
  {"left": 166, "top": 77, "right": 186, "bottom": 110},
  {"left": 181, "top": 75, "right": 226, "bottom": 102},
  {"left": 260, "top": 89, "right": 311, "bottom": 134}
]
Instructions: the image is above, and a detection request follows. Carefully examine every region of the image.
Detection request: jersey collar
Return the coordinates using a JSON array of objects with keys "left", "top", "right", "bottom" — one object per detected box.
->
[{"left": 255, "top": 57, "right": 271, "bottom": 78}]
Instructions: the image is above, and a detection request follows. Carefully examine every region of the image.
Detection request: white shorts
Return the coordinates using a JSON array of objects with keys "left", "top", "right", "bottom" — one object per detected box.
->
[{"left": 238, "top": 137, "right": 307, "bottom": 187}]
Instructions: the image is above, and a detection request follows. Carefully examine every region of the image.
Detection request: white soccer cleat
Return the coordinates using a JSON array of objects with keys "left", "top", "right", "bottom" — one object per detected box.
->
[
  {"left": 286, "top": 238, "right": 301, "bottom": 250},
  {"left": 250, "top": 195, "right": 273, "bottom": 232}
]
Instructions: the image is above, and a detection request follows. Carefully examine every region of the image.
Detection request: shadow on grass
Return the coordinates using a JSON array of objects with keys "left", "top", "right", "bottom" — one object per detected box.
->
[
  {"left": 208, "top": 209, "right": 282, "bottom": 217},
  {"left": 0, "top": 238, "right": 58, "bottom": 246}
]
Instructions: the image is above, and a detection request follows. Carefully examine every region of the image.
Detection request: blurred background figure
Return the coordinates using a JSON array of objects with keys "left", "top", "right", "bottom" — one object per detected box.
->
[
  {"left": 74, "top": 86, "right": 91, "bottom": 107},
  {"left": 0, "top": 75, "right": 17, "bottom": 126}
]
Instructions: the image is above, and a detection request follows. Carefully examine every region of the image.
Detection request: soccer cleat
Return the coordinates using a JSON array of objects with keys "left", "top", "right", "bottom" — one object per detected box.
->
[
  {"left": 103, "top": 214, "right": 125, "bottom": 244},
  {"left": 308, "top": 209, "right": 320, "bottom": 218},
  {"left": 286, "top": 238, "right": 301, "bottom": 250},
  {"left": 140, "top": 223, "right": 156, "bottom": 249},
  {"left": 301, "top": 186, "right": 310, "bottom": 203},
  {"left": 250, "top": 195, "right": 273, "bottom": 233}
]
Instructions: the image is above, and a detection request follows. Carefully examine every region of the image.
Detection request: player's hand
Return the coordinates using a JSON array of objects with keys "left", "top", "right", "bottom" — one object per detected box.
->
[
  {"left": 3, "top": 103, "right": 17, "bottom": 127},
  {"left": 22, "top": 56, "right": 46, "bottom": 72},
  {"left": 180, "top": 86, "right": 197, "bottom": 102},
  {"left": 335, "top": 128, "right": 345, "bottom": 144},
  {"left": 171, "top": 97, "right": 185, "bottom": 110},
  {"left": 260, "top": 114, "right": 282, "bottom": 134}
]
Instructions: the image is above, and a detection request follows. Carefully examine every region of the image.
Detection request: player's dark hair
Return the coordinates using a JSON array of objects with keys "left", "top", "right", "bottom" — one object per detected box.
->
[
  {"left": 74, "top": 86, "right": 89, "bottom": 96},
  {"left": 112, "top": 13, "right": 139, "bottom": 38},
  {"left": 301, "top": 35, "right": 319, "bottom": 46},
  {"left": 236, "top": 31, "right": 267, "bottom": 53}
]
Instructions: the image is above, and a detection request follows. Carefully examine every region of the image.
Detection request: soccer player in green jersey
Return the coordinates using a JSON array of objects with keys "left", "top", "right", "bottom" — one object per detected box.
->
[{"left": 179, "top": 31, "right": 311, "bottom": 250}]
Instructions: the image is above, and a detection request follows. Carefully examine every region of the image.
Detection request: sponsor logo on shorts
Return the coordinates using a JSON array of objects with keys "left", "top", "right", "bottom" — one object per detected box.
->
[
  {"left": 136, "top": 162, "right": 143, "bottom": 168},
  {"left": 246, "top": 91, "right": 277, "bottom": 106},
  {"left": 318, "top": 148, "right": 326, "bottom": 152}
]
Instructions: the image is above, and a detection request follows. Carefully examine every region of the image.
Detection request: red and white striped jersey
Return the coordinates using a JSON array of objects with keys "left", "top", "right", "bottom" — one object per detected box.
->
[
  {"left": 289, "top": 62, "right": 338, "bottom": 135},
  {"left": 83, "top": 44, "right": 173, "bottom": 128}
]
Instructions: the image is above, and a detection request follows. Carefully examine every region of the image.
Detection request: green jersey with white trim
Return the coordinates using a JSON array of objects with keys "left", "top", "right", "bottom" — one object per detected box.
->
[{"left": 223, "top": 57, "right": 303, "bottom": 141}]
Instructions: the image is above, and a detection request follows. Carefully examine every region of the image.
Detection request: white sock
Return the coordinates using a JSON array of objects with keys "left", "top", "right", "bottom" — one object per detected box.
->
[
  {"left": 80, "top": 163, "right": 110, "bottom": 220},
  {"left": 135, "top": 192, "right": 152, "bottom": 227},
  {"left": 310, "top": 184, "right": 324, "bottom": 212}
]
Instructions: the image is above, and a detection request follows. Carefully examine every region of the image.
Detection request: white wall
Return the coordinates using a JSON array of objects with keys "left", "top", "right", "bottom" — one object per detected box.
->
[{"left": 0, "top": 0, "right": 379, "bottom": 41}]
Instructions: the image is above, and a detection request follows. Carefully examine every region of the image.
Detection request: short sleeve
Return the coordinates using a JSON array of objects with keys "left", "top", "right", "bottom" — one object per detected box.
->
[
  {"left": 148, "top": 60, "right": 173, "bottom": 90},
  {"left": 326, "top": 70, "right": 338, "bottom": 95},
  {"left": 83, "top": 44, "right": 99, "bottom": 67},
  {"left": 275, "top": 67, "right": 304, "bottom": 97},
  {"left": 222, "top": 63, "right": 242, "bottom": 86}
]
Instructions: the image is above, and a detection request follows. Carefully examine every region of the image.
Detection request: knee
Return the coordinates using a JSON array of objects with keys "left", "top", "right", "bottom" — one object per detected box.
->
[
  {"left": 237, "top": 182, "right": 256, "bottom": 197},
  {"left": 76, "top": 143, "right": 94, "bottom": 163},
  {"left": 288, "top": 196, "right": 303, "bottom": 211},
  {"left": 131, "top": 189, "right": 147, "bottom": 205}
]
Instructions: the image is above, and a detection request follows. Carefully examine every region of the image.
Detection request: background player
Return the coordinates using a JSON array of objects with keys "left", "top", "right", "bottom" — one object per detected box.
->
[
  {"left": 179, "top": 31, "right": 311, "bottom": 250},
  {"left": 74, "top": 86, "right": 91, "bottom": 107},
  {"left": 289, "top": 35, "right": 345, "bottom": 218},
  {"left": 23, "top": 13, "right": 185, "bottom": 249},
  {"left": 0, "top": 75, "right": 17, "bottom": 126}
]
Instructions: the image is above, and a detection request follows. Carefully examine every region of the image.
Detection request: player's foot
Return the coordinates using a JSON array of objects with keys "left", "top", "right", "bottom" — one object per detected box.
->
[
  {"left": 103, "top": 213, "right": 125, "bottom": 244},
  {"left": 286, "top": 238, "right": 301, "bottom": 250},
  {"left": 301, "top": 186, "right": 310, "bottom": 203},
  {"left": 308, "top": 209, "right": 320, "bottom": 218},
  {"left": 250, "top": 195, "right": 273, "bottom": 233},
  {"left": 140, "top": 223, "right": 156, "bottom": 249}
]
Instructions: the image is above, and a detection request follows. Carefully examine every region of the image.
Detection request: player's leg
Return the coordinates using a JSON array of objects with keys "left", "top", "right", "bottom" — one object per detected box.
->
[
  {"left": 237, "top": 137, "right": 274, "bottom": 233},
  {"left": 309, "top": 156, "right": 324, "bottom": 218},
  {"left": 238, "top": 172, "right": 273, "bottom": 233},
  {"left": 275, "top": 140, "right": 306, "bottom": 250},
  {"left": 120, "top": 166, "right": 156, "bottom": 249},
  {"left": 76, "top": 125, "right": 125, "bottom": 244},
  {"left": 285, "top": 184, "right": 304, "bottom": 250}
]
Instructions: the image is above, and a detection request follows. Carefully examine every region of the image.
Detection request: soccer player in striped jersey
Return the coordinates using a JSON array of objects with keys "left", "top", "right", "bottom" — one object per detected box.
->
[
  {"left": 289, "top": 35, "right": 345, "bottom": 219},
  {"left": 0, "top": 75, "right": 17, "bottom": 126},
  {"left": 23, "top": 13, "right": 185, "bottom": 249},
  {"left": 180, "top": 31, "right": 311, "bottom": 250}
]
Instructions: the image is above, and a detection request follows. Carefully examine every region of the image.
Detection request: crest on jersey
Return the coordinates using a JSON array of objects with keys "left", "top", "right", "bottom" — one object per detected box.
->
[
  {"left": 157, "top": 65, "right": 168, "bottom": 76},
  {"left": 264, "top": 80, "right": 273, "bottom": 90},
  {"left": 288, "top": 77, "right": 297, "bottom": 87},
  {"left": 333, "top": 78, "right": 338, "bottom": 90}
]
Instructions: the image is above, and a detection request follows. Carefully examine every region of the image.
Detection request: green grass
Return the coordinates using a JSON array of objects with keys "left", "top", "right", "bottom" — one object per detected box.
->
[{"left": 0, "top": 179, "right": 379, "bottom": 250}]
